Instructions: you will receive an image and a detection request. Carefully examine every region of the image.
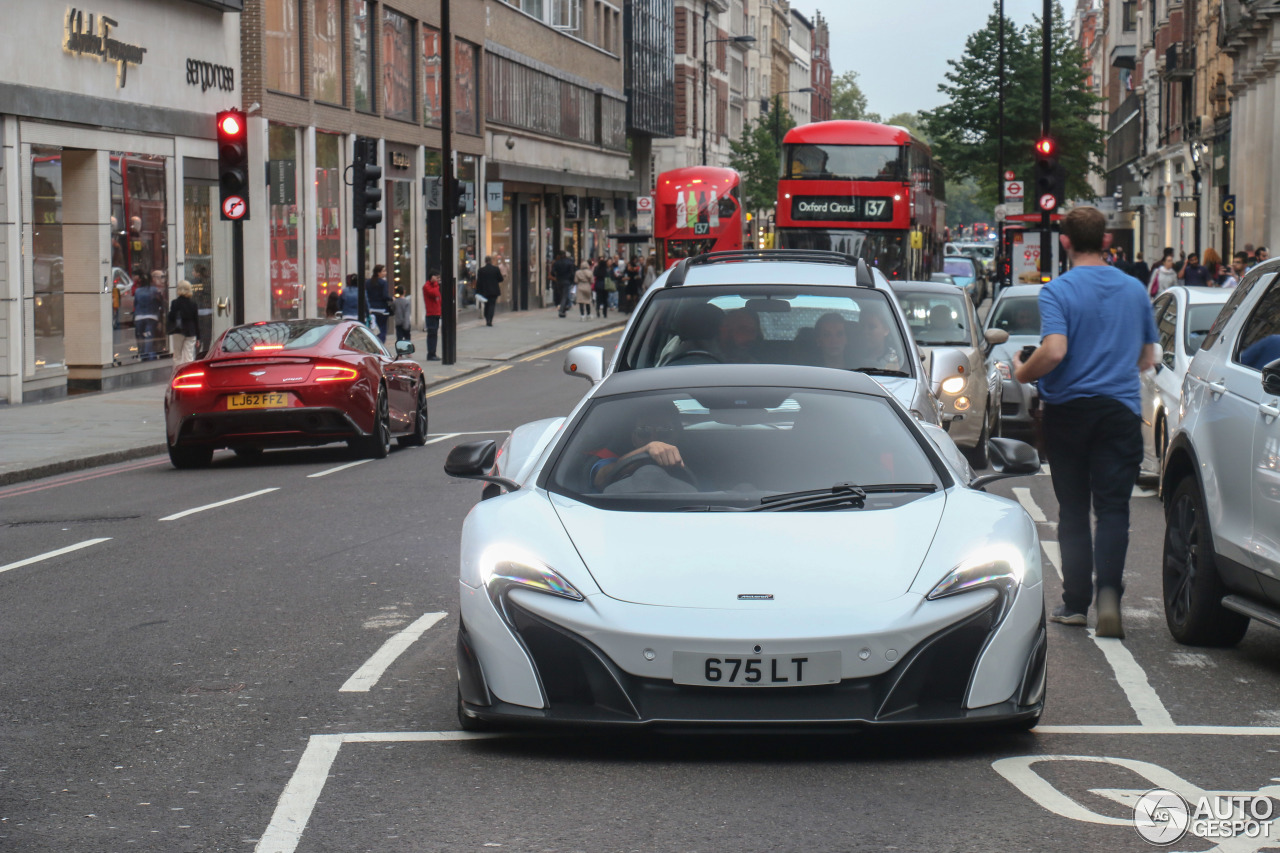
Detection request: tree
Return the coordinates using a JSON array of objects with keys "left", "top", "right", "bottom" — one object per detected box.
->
[
  {"left": 925, "top": 1, "right": 1104, "bottom": 209},
  {"left": 729, "top": 107, "right": 795, "bottom": 213},
  {"left": 883, "top": 111, "right": 930, "bottom": 142},
  {"left": 830, "top": 71, "right": 880, "bottom": 122}
]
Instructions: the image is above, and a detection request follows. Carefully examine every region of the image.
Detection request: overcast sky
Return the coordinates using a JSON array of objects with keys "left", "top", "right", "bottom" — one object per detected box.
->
[{"left": 789, "top": 0, "right": 1050, "bottom": 119}]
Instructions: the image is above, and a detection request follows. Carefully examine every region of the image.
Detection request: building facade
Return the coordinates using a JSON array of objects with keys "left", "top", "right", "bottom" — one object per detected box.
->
[
  {"left": 0, "top": 0, "right": 243, "bottom": 403},
  {"left": 787, "top": 8, "right": 812, "bottom": 127},
  {"left": 810, "top": 11, "right": 831, "bottom": 123}
]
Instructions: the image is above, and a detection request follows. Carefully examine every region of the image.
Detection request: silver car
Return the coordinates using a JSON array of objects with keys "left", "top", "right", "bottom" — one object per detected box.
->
[
  {"left": 892, "top": 280, "right": 1008, "bottom": 468},
  {"left": 983, "top": 285, "right": 1044, "bottom": 435}
]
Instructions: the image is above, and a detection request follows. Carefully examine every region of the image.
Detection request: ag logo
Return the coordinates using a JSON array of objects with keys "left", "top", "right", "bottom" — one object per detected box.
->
[{"left": 1133, "top": 789, "right": 1189, "bottom": 845}]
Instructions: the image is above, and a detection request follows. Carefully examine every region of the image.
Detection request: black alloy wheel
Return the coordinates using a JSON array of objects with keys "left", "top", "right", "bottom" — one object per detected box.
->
[
  {"left": 168, "top": 441, "right": 213, "bottom": 470},
  {"left": 354, "top": 387, "right": 391, "bottom": 460},
  {"left": 1162, "top": 477, "right": 1249, "bottom": 646},
  {"left": 398, "top": 384, "right": 429, "bottom": 447}
]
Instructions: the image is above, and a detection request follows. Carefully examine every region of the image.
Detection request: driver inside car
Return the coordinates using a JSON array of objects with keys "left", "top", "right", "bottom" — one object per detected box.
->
[{"left": 587, "top": 399, "right": 689, "bottom": 491}]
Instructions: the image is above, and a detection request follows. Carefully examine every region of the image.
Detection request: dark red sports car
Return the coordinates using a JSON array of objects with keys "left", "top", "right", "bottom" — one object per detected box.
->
[{"left": 164, "top": 319, "right": 428, "bottom": 468}]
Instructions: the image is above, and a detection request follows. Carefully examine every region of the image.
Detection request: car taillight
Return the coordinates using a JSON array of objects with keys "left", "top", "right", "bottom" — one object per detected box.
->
[
  {"left": 314, "top": 364, "right": 359, "bottom": 382},
  {"left": 172, "top": 370, "right": 205, "bottom": 390}
]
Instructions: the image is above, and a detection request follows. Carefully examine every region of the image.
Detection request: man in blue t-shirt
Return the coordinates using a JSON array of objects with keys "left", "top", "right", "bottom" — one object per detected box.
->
[{"left": 1014, "top": 206, "right": 1158, "bottom": 640}]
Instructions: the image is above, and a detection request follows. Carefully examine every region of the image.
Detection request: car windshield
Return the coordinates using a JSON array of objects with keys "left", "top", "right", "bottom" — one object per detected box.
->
[
  {"left": 219, "top": 320, "right": 335, "bottom": 353},
  {"left": 620, "top": 285, "right": 913, "bottom": 376},
  {"left": 943, "top": 258, "right": 975, "bottom": 278},
  {"left": 544, "top": 387, "right": 941, "bottom": 510},
  {"left": 1185, "top": 304, "right": 1223, "bottom": 354},
  {"left": 897, "top": 291, "right": 971, "bottom": 347},
  {"left": 786, "top": 144, "right": 904, "bottom": 181},
  {"left": 989, "top": 296, "right": 1042, "bottom": 337}
]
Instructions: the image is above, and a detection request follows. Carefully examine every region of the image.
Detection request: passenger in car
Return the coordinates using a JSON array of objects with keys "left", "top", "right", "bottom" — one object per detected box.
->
[
  {"left": 848, "top": 310, "right": 905, "bottom": 372},
  {"left": 717, "top": 309, "right": 762, "bottom": 363}
]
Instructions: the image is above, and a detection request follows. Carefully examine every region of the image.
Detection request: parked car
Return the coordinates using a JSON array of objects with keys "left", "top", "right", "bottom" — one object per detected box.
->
[
  {"left": 942, "top": 255, "right": 983, "bottom": 305},
  {"left": 447, "top": 363, "right": 1046, "bottom": 730},
  {"left": 562, "top": 250, "right": 969, "bottom": 428},
  {"left": 983, "top": 285, "right": 1044, "bottom": 435},
  {"left": 892, "top": 280, "right": 1008, "bottom": 468},
  {"left": 1140, "top": 286, "right": 1231, "bottom": 480},
  {"left": 165, "top": 318, "right": 428, "bottom": 468},
  {"left": 1161, "top": 260, "right": 1280, "bottom": 645}
]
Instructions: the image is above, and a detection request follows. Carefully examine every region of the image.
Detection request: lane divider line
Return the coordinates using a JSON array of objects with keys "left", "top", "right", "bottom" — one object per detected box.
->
[
  {"left": 0, "top": 537, "right": 112, "bottom": 575},
  {"left": 306, "top": 460, "right": 371, "bottom": 479},
  {"left": 1041, "top": 541, "right": 1063, "bottom": 580},
  {"left": 1087, "top": 627, "right": 1177, "bottom": 728},
  {"left": 160, "top": 488, "right": 279, "bottom": 522},
  {"left": 422, "top": 433, "right": 459, "bottom": 447},
  {"left": 1013, "top": 487, "right": 1048, "bottom": 523},
  {"left": 339, "top": 612, "right": 447, "bottom": 692}
]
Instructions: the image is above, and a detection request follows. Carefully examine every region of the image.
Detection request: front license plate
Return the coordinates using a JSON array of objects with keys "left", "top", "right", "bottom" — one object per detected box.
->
[
  {"left": 226, "top": 392, "right": 290, "bottom": 410},
  {"left": 671, "top": 651, "right": 841, "bottom": 687}
]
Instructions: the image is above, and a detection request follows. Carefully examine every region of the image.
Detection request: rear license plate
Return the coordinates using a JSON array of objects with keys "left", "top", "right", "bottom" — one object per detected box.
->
[
  {"left": 226, "top": 392, "right": 290, "bottom": 410},
  {"left": 671, "top": 651, "right": 841, "bottom": 687}
]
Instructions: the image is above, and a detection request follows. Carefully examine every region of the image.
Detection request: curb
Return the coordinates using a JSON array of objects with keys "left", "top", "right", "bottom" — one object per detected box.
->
[{"left": 0, "top": 318, "right": 626, "bottom": 489}]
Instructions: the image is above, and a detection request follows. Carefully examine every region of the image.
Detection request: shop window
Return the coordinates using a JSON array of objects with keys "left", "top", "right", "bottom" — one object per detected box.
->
[
  {"left": 353, "top": 0, "right": 374, "bottom": 113},
  {"left": 422, "top": 25, "right": 442, "bottom": 127},
  {"left": 268, "top": 125, "right": 301, "bottom": 321},
  {"left": 455, "top": 40, "right": 480, "bottom": 135},
  {"left": 383, "top": 7, "right": 415, "bottom": 122},
  {"left": 182, "top": 183, "right": 215, "bottom": 357},
  {"left": 314, "top": 0, "right": 345, "bottom": 105},
  {"left": 387, "top": 179, "right": 413, "bottom": 300},
  {"left": 265, "top": 0, "right": 302, "bottom": 96},
  {"left": 110, "top": 151, "right": 169, "bottom": 364},
  {"left": 316, "top": 132, "right": 344, "bottom": 316},
  {"left": 30, "top": 147, "right": 65, "bottom": 373}
]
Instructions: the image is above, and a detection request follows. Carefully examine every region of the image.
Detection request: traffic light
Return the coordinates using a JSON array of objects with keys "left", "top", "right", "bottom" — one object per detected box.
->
[
  {"left": 216, "top": 109, "right": 250, "bottom": 220},
  {"left": 1033, "top": 137, "right": 1067, "bottom": 212},
  {"left": 352, "top": 138, "right": 382, "bottom": 230},
  {"left": 448, "top": 178, "right": 466, "bottom": 219}
]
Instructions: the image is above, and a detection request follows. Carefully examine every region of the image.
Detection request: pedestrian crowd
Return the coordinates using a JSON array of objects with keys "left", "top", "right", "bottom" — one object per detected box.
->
[{"left": 1105, "top": 243, "right": 1268, "bottom": 296}]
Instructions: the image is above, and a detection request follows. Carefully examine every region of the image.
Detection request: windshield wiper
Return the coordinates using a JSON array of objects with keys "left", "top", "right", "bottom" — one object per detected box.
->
[
  {"left": 852, "top": 367, "right": 912, "bottom": 377},
  {"left": 749, "top": 482, "right": 938, "bottom": 513}
]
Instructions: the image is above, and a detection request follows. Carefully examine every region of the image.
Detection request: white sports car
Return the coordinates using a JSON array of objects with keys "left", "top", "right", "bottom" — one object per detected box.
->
[{"left": 446, "top": 364, "right": 1047, "bottom": 730}]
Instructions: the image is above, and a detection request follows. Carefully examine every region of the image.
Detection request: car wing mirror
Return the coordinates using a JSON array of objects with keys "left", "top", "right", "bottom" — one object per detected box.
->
[
  {"left": 1263, "top": 358, "right": 1280, "bottom": 396},
  {"left": 444, "top": 440, "right": 521, "bottom": 493},
  {"left": 394, "top": 340, "right": 415, "bottom": 358},
  {"left": 563, "top": 345, "right": 605, "bottom": 383},
  {"left": 971, "top": 437, "right": 1042, "bottom": 490},
  {"left": 929, "top": 346, "right": 969, "bottom": 396},
  {"left": 984, "top": 328, "right": 1009, "bottom": 346}
]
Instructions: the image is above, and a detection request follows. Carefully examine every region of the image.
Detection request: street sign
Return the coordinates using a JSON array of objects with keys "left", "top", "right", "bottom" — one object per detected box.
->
[
  {"left": 1038, "top": 193, "right": 1057, "bottom": 212},
  {"left": 1129, "top": 195, "right": 1157, "bottom": 206},
  {"left": 221, "top": 195, "right": 247, "bottom": 220},
  {"left": 636, "top": 195, "right": 653, "bottom": 213},
  {"left": 1004, "top": 170, "right": 1016, "bottom": 181},
  {"left": 1223, "top": 194, "right": 1236, "bottom": 221},
  {"left": 485, "top": 182, "right": 504, "bottom": 212},
  {"left": 1004, "top": 181, "right": 1024, "bottom": 203}
]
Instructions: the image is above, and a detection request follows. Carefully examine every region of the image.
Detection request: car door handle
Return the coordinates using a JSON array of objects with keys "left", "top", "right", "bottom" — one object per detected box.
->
[
  {"left": 1261, "top": 402, "right": 1280, "bottom": 423},
  {"left": 1207, "top": 380, "right": 1227, "bottom": 399}
]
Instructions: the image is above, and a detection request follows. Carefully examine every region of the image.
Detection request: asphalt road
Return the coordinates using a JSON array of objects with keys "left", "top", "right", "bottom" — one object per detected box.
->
[{"left": 4, "top": 325, "right": 1280, "bottom": 853}]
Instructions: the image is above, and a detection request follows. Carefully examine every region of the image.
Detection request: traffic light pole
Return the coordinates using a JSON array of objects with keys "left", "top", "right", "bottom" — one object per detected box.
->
[
  {"left": 440, "top": 0, "right": 457, "bottom": 365},
  {"left": 996, "top": 0, "right": 1006, "bottom": 290},
  {"left": 232, "top": 220, "right": 245, "bottom": 326},
  {"left": 1040, "top": 0, "right": 1052, "bottom": 276}
]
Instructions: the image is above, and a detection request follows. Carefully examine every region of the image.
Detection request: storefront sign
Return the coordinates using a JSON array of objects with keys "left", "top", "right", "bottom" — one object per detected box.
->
[
  {"left": 1222, "top": 194, "right": 1236, "bottom": 221},
  {"left": 390, "top": 151, "right": 410, "bottom": 171},
  {"left": 269, "top": 160, "right": 297, "bottom": 206},
  {"left": 564, "top": 194, "right": 580, "bottom": 219},
  {"left": 186, "top": 59, "right": 234, "bottom": 92},
  {"left": 64, "top": 8, "right": 147, "bottom": 88},
  {"left": 486, "top": 182, "right": 504, "bottom": 212}
]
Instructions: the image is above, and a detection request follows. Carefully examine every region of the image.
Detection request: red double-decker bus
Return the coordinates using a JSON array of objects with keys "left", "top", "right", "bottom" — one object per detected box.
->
[
  {"left": 654, "top": 166, "right": 743, "bottom": 269},
  {"left": 775, "top": 121, "right": 945, "bottom": 280}
]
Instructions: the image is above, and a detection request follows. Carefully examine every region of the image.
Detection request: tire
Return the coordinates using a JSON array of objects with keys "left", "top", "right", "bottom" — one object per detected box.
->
[
  {"left": 168, "top": 441, "right": 212, "bottom": 470},
  {"left": 354, "top": 387, "right": 391, "bottom": 460},
  {"left": 1162, "top": 477, "right": 1250, "bottom": 646},
  {"left": 964, "top": 410, "right": 991, "bottom": 470},
  {"left": 457, "top": 688, "right": 496, "bottom": 732},
  {"left": 397, "top": 385, "right": 429, "bottom": 447}
]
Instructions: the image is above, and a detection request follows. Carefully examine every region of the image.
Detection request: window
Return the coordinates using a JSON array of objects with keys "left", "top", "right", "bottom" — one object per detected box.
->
[
  {"left": 1155, "top": 295, "right": 1177, "bottom": 369},
  {"left": 1234, "top": 280, "right": 1280, "bottom": 371},
  {"left": 382, "top": 7, "right": 415, "bottom": 122},
  {"left": 786, "top": 144, "right": 905, "bottom": 181},
  {"left": 422, "top": 25, "right": 442, "bottom": 126},
  {"left": 897, "top": 292, "right": 972, "bottom": 347},
  {"left": 110, "top": 152, "right": 170, "bottom": 364},
  {"left": 313, "top": 0, "right": 344, "bottom": 104},
  {"left": 353, "top": 0, "right": 374, "bottom": 112},
  {"left": 265, "top": 0, "right": 302, "bottom": 95},
  {"left": 455, "top": 40, "right": 480, "bottom": 135},
  {"left": 30, "top": 147, "right": 65, "bottom": 372},
  {"left": 551, "top": 0, "right": 581, "bottom": 30},
  {"left": 268, "top": 124, "right": 301, "bottom": 322},
  {"left": 316, "top": 132, "right": 343, "bottom": 315}
]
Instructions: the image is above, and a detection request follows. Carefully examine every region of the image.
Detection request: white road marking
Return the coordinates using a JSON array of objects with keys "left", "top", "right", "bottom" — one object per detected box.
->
[
  {"left": 428, "top": 431, "right": 511, "bottom": 437},
  {"left": 306, "top": 460, "right": 371, "bottom": 479},
  {"left": 159, "top": 488, "right": 279, "bottom": 522},
  {"left": 1088, "top": 628, "right": 1176, "bottom": 728},
  {"left": 0, "top": 537, "right": 111, "bottom": 575},
  {"left": 1033, "top": 725, "right": 1280, "bottom": 735},
  {"left": 1013, "top": 487, "right": 1048, "bottom": 523},
  {"left": 422, "top": 433, "right": 459, "bottom": 446},
  {"left": 1038, "top": 464, "right": 1051, "bottom": 476},
  {"left": 1040, "top": 541, "right": 1063, "bottom": 580},
  {"left": 339, "top": 612, "right": 447, "bottom": 692},
  {"left": 1171, "top": 652, "right": 1215, "bottom": 668}
]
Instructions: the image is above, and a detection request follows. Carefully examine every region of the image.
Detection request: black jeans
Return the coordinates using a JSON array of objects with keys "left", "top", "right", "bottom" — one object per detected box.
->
[
  {"left": 425, "top": 315, "right": 440, "bottom": 356},
  {"left": 483, "top": 298, "right": 497, "bottom": 326},
  {"left": 1042, "top": 397, "right": 1143, "bottom": 613}
]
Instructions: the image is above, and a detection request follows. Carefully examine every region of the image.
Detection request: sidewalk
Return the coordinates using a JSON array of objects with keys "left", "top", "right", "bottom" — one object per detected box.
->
[{"left": 0, "top": 307, "right": 624, "bottom": 486}]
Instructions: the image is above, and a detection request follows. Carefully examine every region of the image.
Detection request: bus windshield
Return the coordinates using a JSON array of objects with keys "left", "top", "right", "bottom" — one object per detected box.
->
[{"left": 787, "top": 144, "right": 904, "bottom": 181}]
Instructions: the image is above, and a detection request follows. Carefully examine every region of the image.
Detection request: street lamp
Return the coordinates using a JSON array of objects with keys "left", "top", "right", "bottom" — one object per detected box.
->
[
  {"left": 701, "top": 25, "right": 756, "bottom": 166},
  {"left": 772, "top": 87, "right": 816, "bottom": 166}
]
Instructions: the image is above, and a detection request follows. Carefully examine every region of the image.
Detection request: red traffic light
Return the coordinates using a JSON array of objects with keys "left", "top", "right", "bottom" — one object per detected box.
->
[
  {"left": 218, "top": 112, "right": 243, "bottom": 137},
  {"left": 1035, "top": 138, "right": 1055, "bottom": 156}
]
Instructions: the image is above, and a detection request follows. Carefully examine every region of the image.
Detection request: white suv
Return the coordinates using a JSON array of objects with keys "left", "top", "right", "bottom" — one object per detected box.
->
[{"left": 1161, "top": 260, "right": 1280, "bottom": 645}]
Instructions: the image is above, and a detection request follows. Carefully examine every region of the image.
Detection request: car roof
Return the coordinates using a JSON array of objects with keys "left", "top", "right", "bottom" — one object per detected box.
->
[
  {"left": 994, "top": 284, "right": 1044, "bottom": 298},
  {"left": 596, "top": 364, "right": 892, "bottom": 399},
  {"left": 655, "top": 253, "right": 894, "bottom": 292},
  {"left": 891, "top": 280, "right": 971, "bottom": 296},
  {"left": 1170, "top": 285, "right": 1232, "bottom": 305}
]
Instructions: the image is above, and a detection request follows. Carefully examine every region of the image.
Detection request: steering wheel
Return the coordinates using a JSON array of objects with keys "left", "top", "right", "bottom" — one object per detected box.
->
[
  {"left": 666, "top": 349, "right": 724, "bottom": 365},
  {"left": 605, "top": 450, "right": 699, "bottom": 488}
]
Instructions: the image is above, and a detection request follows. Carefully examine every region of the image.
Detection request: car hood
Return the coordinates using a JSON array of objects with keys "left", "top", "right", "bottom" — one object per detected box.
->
[{"left": 550, "top": 491, "right": 947, "bottom": 609}]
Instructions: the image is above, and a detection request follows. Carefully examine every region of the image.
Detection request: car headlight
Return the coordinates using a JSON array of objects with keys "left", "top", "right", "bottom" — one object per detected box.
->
[
  {"left": 480, "top": 551, "right": 584, "bottom": 623},
  {"left": 941, "top": 375, "right": 966, "bottom": 395},
  {"left": 995, "top": 361, "right": 1011, "bottom": 381},
  {"left": 926, "top": 547, "right": 1025, "bottom": 622}
]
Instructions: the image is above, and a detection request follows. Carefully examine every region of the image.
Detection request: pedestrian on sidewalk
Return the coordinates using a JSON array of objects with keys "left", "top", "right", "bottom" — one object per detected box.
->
[
  {"left": 393, "top": 286, "right": 412, "bottom": 343},
  {"left": 422, "top": 269, "right": 442, "bottom": 359},
  {"left": 1013, "top": 206, "right": 1158, "bottom": 640},
  {"left": 167, "top": 280, "right": 200, "bottom": 367},
  {"left": 476, "top": 255, "right": 503, "bottom": 327},
  {"left": 325, "top": 284, "right": 342, "bottom": 318},
  {"left": 340, "top": 273, "right": 361, "bottom": 320},
  {"left": 1148, "top": 254, "right": 1177, "bottom": 297},
  {"left": 1221, "top": 252, "right": 1247, "bottom": 289},
  {"left": 366, "top": 264, "right": 391, "bottom": 342},
  {"left": 552, "top": 251, "right": 576, "bottom": 317},
  {"left": 575, "top": 260, "right": 594, "bottom": 320},
  {"left": 593, "top": 256, "right": 610, "bottom": 319},
  {"left": 1202, "top": 247, "right": 1224, "bottom": 285},
  {"left": 1177, "top": 251, "right": 1209, "bottom": 287},
  {"left": 1127, "top": 252, "right": 1150, "bottom": 288}
]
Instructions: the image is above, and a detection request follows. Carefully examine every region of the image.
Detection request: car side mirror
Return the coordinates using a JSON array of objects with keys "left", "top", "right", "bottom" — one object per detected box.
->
[
  {"left": 563, "top": 345, "right": 605, "bottom": 383},
  {"left": 1263, "top": 358, "right": 1280, "bottom": 396},
  {"left": 971, "top": 437, "right": 1041, "bottom": 490},
  {"left": 444, "top": 440, "right": 521, "bottom": 493},
  {"left": 395, "top": 340, "right": 415, "bottom": 358},
  {"left": 929, "top": 346, "right": 969, "bottom": 396},
  {"left": 984, "top": 328, "right": 1009, "bottom": 346}
]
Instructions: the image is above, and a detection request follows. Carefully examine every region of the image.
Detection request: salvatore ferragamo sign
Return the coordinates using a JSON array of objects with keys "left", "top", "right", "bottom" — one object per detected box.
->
[{"left": 64, "top": 8, "right": 147, "bottom": 88}]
